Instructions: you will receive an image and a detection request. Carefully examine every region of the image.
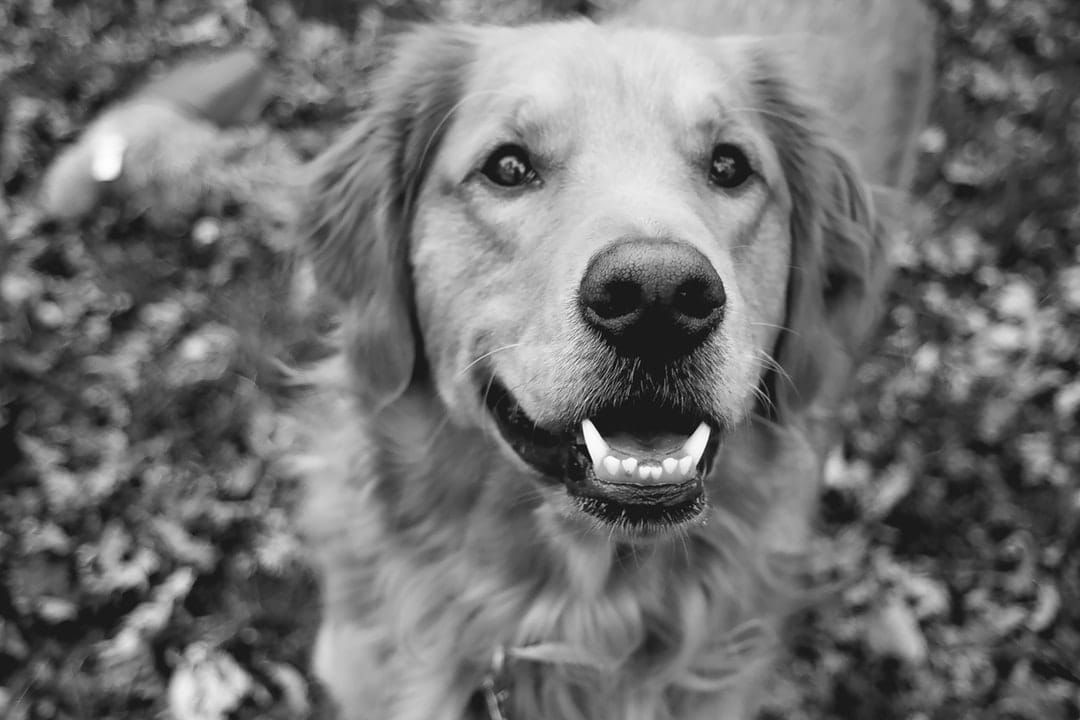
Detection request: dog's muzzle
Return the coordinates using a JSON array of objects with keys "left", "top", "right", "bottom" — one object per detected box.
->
[{"left": 480, "top": 239, "right": 730, "bottom": 535}]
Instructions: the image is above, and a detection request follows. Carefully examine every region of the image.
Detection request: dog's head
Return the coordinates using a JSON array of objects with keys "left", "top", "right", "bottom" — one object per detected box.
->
[{"left": 301, "top": 22, "right": 883, "bottom": 540}]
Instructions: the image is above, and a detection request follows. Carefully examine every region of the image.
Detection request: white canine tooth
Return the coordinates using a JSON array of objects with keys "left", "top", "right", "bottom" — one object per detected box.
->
[
  {"left": 603, "top": 455, "right": 621, "bottom": 477},
  {"left": 581, "top": 419, "right": 610, "bottom": 466},
  {"left": 621, "top": 457, "right": 638, "bottom": 475},
  {"left": 649, "top": 465, "right": 663, "bottom": 480},
  {"left": 678, "top": 456, "right": 694, "bottom": 476},
  {"left": 681, "top": 422, "right": 712, "bottom": 467},
  {"left": 638, "top": 465, "right": 650, "bottom": 480},
  {"left": 662, "top": 458, "right": 678, "bottom": 475}
]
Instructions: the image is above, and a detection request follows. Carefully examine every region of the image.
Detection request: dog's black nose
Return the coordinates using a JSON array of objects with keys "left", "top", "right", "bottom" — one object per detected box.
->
[{"left": 578, "top": 239, "right": 725, "bottom": 361}]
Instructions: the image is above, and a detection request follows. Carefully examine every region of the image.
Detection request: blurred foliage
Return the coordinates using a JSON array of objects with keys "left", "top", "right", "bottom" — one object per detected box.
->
[
  {"left": 773, "top": 1, "right": 1080, "bottom": 718},
  {"left": 1, "top": 0, "right": 1079, "bottom": 719}
]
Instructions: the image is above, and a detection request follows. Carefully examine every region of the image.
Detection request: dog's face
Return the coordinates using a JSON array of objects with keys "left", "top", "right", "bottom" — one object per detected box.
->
[
  {"left": 413, "top": 25, "right": 792, "bottom": 530},
  {"left": 303, "top": 22, "right": 879, "bottom": 541}
]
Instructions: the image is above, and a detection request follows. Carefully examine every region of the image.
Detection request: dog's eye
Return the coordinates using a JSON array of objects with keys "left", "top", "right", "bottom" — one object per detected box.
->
[
  {"left": 709, "top": 144, "right": 753, "bottom": 188},
  {"left": 480, "top": 144, "right": 537, "bottom": 187}
]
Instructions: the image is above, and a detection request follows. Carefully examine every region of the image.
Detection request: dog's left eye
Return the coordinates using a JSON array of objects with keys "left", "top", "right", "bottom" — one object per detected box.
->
[
  {"left": 709, "top": 144, "right": 753, "bottom": 188},
  {"left": 480, "top": 144, "right": 538, "bottom": 187}
]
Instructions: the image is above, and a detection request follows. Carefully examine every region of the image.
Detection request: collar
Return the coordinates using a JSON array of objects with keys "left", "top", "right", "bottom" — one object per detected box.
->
[
  {"left": 470, "top": 644, "right": 611, "bottom": 720},
  {"left": 476, "top": 647, "right": 511, "bottom": 720}
]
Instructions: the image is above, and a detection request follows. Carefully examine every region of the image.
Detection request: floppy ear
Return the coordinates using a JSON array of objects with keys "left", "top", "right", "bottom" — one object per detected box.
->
[
  {"left": 749, "top": 50, "right": 890, "bottom": 422},
  {"left": 299, "top": 26, "right": 475, "bottom": 409}
]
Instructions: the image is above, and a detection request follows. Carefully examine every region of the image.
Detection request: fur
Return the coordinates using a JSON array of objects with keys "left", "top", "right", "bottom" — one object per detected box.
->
[{"left": 294, "top": 4, "right": 934, "bottom": 719}]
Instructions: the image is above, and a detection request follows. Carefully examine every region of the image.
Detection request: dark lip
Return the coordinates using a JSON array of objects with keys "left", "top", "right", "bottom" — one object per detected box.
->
[
  {"left": 482, "top": 377, "right": 721, "bottom": 532},
  {"left": 571, "top": 472, "right": 709, "bottom": 532}
]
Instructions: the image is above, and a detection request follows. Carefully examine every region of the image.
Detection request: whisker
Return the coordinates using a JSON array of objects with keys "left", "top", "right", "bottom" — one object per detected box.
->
[
  {"left": 753, "top": 348, "right": 794, "bottom": 398},
  {"left": 477, "top": 374, "right": 504, "bottom": 445},
  {"left": 748, "top": 410, "right": 786, "bottom": 433},
  {"left": 749, "top": 383, "right": 778, "bottom": 419},
  {"left": 748, "top": 321, "right": 793, "bottom": 334},
  {"left": 456, "top": 342, "right": 525, "bottom": 377}
]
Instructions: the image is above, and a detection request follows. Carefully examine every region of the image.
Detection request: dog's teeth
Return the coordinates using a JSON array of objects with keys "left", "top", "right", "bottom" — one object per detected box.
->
[
  {"left": 627, "top": 463, "right": 665, "bottom": 481},
  {"left": 603, "top": 455, "right": 621, "bottom": 477},
  {"left": 678, "top": 456, "right": 694, "bottom": 476},
  {"left": 681, "top": 422, "right": 711, "bottom": 467},
  {"left": 585, "top": 420, "right": 710, "bottom": 482},
  {"left": 581, "top": 419, "right": 610, "bottom": 467}
]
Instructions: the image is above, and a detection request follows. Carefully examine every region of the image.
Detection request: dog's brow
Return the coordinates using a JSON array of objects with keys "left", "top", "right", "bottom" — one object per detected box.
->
[
  {"left": 509, "top": 93, "right": 564, "bottom": 140},
  {"left": 452, "top": 73, "right": 566, "bottom": 143},
  {"left": 685, "top": 97, "right": 736, "bottom": 137}
]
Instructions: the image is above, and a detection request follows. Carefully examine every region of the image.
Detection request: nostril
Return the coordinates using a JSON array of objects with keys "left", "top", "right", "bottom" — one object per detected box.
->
[
  {"left": 673, "top": 277, "right": 725, "bottom": 320},
  {"left": 591, "top": 279, "right": 641, "bottom": 320}
]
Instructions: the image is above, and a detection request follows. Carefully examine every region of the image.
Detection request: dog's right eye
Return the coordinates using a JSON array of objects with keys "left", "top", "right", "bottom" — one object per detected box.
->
[
  {"left": 479, "top": 144, "right": 538, "bottom": 187},
  {"left": 709, "top": 143, "right": 754, "bottom": 189}
]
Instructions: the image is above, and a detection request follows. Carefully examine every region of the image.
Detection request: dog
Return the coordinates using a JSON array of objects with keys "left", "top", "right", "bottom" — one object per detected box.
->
[{"left": 294, "top": 1, "right": 934, "bottom": 718}]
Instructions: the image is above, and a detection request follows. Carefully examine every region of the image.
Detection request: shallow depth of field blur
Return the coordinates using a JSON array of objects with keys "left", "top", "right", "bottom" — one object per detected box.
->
[{"left": 2, "top": 1, "right": 1079, "bottom": 718}]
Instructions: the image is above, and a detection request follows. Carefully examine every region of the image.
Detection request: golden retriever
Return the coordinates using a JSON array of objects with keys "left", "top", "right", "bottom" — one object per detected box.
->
[{"left": 294, "top": 1, "right": 934, "bottom": 718}]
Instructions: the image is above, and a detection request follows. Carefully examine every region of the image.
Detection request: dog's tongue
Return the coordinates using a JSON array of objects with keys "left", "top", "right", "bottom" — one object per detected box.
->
[{"left": 603, "top": 431, "right": 687, "bottom": 457}]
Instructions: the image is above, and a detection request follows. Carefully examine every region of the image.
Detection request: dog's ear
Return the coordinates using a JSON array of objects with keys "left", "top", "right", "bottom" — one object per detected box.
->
[
  {"left": 748, "top": 49, "right": 890, "bottom": 422},
  {"left": 299, "top": 26, "right": 474, "bottom": 409}
]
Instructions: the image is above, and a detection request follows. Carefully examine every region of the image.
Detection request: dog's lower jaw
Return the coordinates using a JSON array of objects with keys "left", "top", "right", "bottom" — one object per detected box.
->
[{"left": 534, "top": 485, "right": 711, "bottom": 547}]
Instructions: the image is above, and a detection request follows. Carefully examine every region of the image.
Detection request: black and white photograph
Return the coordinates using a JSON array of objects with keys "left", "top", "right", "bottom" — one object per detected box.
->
[{"left": 1, "top": 1, "right": 1078, "bottom": 718}]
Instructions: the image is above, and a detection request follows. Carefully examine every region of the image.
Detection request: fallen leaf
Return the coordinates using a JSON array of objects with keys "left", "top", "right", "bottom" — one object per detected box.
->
[
  {"left": 866, "top": 596, "right": 928, "bottom": 665},
  {"left": 168, "top": 645, "right": 253, "bottom": 720}
]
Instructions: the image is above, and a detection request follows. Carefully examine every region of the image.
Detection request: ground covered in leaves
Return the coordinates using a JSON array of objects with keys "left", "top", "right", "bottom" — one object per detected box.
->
[{"left": 2, "top": 0, "right": 1079, "bottom": 718}]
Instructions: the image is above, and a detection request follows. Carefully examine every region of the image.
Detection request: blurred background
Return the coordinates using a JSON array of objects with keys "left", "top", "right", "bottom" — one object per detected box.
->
[{"left": 1, "top": 0, "right": 1079, "bottom": 718}]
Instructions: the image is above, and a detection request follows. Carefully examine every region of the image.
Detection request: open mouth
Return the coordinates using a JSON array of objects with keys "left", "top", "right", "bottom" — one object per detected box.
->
[{"left": 483, "top": 378, "right": 721, "bottom": 535}]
